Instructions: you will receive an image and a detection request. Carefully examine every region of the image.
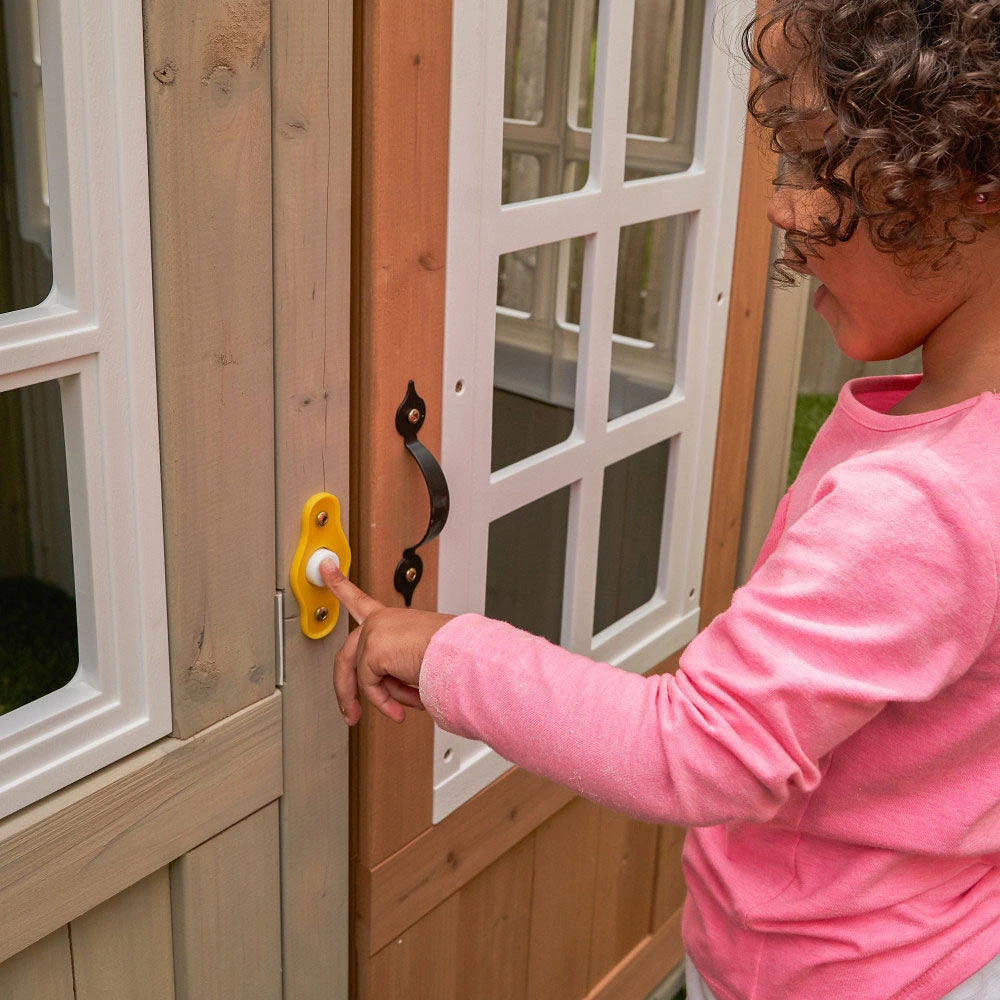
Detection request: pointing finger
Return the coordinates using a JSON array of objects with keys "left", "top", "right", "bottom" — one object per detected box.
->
[{"left": 320, "top": 559, "right": 384, "bottom": 624}]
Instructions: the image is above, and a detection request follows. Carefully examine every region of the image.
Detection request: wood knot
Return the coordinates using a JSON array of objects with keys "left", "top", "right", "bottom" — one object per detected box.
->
[{"left": 153, "top": 63, "right": 176, "bottom": 85}]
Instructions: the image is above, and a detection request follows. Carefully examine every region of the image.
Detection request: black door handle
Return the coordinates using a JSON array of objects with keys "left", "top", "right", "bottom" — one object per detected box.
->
[{"left": 394, "top": 381, "right": 450, "bottom": 606}]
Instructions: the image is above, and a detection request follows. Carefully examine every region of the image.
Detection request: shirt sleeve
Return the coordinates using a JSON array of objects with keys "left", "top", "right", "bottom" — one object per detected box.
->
[{"left": 418, "top": 458, "right": 998, "bottom": 825}]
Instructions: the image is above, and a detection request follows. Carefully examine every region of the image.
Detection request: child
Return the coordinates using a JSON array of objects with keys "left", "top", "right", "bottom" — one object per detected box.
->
[{"left": 326, "top": 1, "right": 1000, "bottom": 996}]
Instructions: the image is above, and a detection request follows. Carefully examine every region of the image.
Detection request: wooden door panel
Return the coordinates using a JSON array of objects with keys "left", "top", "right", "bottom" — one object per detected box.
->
[
  {"left": 0, "top": 929, "right": 74, "bottom": 1000},
  {"left": 651, "top": 824, "right": 687, "bottom": 930},
  {"left": 353, "top": 0, "right": 451, "bottom": 867},
  {"left": 70, "top": 870, "right": 175, "bottom": 1000},
  {"left": 525, "top": 798, "right": 602, "bottom": 1000},
  {"left": 365, "top": 837, "right": 534, "bottom": 998},
  {"left": 586, "top": 812, "right": 661, "bottom": 990},
  {"left": 354, "top": 0, "right": 775, "bottom": 994},
  {"left": 169, "top": 805, "right": 282, "bottom": 1000}
]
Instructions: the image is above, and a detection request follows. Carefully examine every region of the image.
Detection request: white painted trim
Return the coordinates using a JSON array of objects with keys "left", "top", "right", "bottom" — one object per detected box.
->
[
  {"left": 434, "top": 0, "right": 751, "bottom": 822},
  {"left": 0, "top": 0, "right": 169, "bottom": 817}
]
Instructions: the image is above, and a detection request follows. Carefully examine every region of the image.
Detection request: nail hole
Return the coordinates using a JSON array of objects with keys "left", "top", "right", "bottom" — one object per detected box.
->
[
  {"left": 716, "top": 292, "right": 724, "bottom": 303},
  {"left": 443, "top": 748, "right": 453, "bottom": 762},
  {"left": 454, "top": 379, "right": 464, "bottom": 394},
  {"left": 688, "top": 587, "right": 696, "bottom": 599}
]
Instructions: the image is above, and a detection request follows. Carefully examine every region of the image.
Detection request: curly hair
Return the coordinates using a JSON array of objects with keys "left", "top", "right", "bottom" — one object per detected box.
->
[{"left": 743, "top": 0, "right": 1000, "bottom": 281}]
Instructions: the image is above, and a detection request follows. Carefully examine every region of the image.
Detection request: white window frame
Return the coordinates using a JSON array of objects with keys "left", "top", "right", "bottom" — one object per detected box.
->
[
  {"left": 434, "top": 0, "right": 751, "bottom": 822},
  {"left": 0, "top": 0, "right": 170, "bottom": 818}
]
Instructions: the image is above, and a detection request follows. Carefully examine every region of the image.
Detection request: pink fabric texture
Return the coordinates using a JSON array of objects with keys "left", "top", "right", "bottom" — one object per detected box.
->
[{"left": 419, "top": 375, "right": 1000, "bottom": 1000}]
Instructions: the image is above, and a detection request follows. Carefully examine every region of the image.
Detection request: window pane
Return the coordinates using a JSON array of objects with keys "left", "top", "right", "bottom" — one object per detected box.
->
[
  {"left": 493, "top": 239, "right": 580, "bottom": 470},
  {"left": 624, "top": 0, "right": 705, "bottom": 180},
  {"left": 593, "top": 440, "right": 670, "bottom": 634},
  {"left": 608, "top": 214, "right": 688, "bottom": 419},
  {"left": 502, "top": 0, "right": 598, "bottom": 204},
  {"left": 486, "top": 487, "right": 570, "bottom": 643},
  {"left": 0, "top": 380, "right": 78, "bottom": 715},
  {"left": 0, "top": 0, "right": 53, "bottom": 311}
]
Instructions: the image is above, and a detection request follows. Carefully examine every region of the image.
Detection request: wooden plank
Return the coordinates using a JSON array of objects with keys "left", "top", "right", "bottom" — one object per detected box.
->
[
  {"left": 271, "top": 0, "right": 352, "bottom": 992},
  {"left": 0, "top": 928, "right": 74, "bottom": 1000},
  {"left": 525, "top": 797, "right": 602, "bottom": 1000},
  {"left": 651, "top": 823, "right": 687, "bottom": 929},
  {"left": 353, "top": 0, "right": 452, "bottom": 866},
  {"left": 585, "top": 909, "right": 685, "bottom": 1000},
  {"left": 455, "top": 835, "right": 534, "bottom": 999},
  {"left": 0, "top": 694, "right": 282, "bottom": 963},
  {"left": 586, "top": 810, "right": 660, "bottom": 990},
  {"left": 359, "top": 765, "right": 575, "bottom": 955},
  {"left": 144, "top": 0, "right": 276, "bottom": 739},
  {"left": 698, "top": 112, "right": 776, "bottom": 628},
  {"left": 363, "top": 837, "right": 534, "bottom": 1000},
  {"left": 362, "top": 894, "right": 460, "bottom": 999},
  {"left": 71, "top": 869, "right": 175, "bottom": 1000},
  {"left": 170, "top": 803, "right": 282, "bottom": 1000}
]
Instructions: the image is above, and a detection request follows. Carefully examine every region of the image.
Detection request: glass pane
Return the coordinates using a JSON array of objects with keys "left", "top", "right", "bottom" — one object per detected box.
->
[
  {"left": 608, "top": 214, "right": 688, "bottom": 419},
  {"left": 501, "top": 0, "right": 598, "bottom": 205},
  {"left": 0, "top": 380, "right": 78, "bottom": 715},
  {"left": 594, "top": 440, "right": 670, "bottom": 634},
  {"left": 486, "top": 487, "right": 570, "bottom": 643},
  {"left": 0, "top": 0, "right": 54, "bottom": 311},
  {"left": 624, "top": 0, "right": 705, "bottom": 180},
  {"left": 493, "top": 239, "right": 580, "bottom": 471}
]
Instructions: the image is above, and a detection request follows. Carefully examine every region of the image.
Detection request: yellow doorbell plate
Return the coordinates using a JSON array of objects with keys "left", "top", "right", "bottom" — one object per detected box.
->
[{"left": 289, "top": 493, "right": 351, "bottom": 639}]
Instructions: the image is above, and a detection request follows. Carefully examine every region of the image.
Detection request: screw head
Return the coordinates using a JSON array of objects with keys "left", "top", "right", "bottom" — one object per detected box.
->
[
  {"left": 405, "top": 567, "right": 418, "bottom": 583},
  {"left": 315, "top": 606, "right": 329, "bottom": 622},
  {"left": 315, "top": 511, "right": 329, "bottom": 527},
  {"left": 407, "top": 407, "right": 421, "bottom": 425}
]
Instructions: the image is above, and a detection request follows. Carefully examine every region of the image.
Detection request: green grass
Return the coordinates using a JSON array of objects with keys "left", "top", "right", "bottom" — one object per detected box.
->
[{"left": 787, "top": 393, "right": 838, "bottom": 486}]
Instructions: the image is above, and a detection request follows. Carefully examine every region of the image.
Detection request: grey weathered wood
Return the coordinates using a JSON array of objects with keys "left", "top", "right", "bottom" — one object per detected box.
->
[
  {"left": 0, "top": 928, "right": 74, "bottom": 1000},
  {"left": 0, "top": 694, "right": 282, "bottom": 963},
  {"left": 71, "top": 869, "right": 176, "bottom": 1000},
  {"left": 271, "top": 0, "right": 353, "bottom": 992},
  {"left": 144, "top": 0, "right": 276, "bottom": 738},
  {"left": 170, "top": 803, "right": 282, "bottom": 1000}
]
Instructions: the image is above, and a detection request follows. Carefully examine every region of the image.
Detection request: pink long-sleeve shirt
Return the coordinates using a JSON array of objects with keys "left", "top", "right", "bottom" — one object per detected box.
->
[{"left": 419, "top": 376, "right": 1000, "bottom": 1000}]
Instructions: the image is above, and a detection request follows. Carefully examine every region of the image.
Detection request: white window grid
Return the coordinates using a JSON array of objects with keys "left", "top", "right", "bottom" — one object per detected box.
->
[
  {"left": 0, "top": 0, "right": 170, "bottom": 818},
  {"left": 433, "top": 0, "right": 751, "bottom": 822}
]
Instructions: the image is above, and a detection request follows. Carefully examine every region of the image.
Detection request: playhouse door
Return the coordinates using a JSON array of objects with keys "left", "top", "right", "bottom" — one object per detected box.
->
[{"left": 351, "top": 0, "right": 773, "bottom": 996}]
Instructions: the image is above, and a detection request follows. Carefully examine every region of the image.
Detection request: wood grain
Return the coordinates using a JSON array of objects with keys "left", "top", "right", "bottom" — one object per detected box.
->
[
  {"left": 360, "top": 766, "right": 574, "bottom": 956},
  {"left": 271, "top": 0, "right": 353, "bottom": 992},
  {"left": 651, "top": 823, "right": 687, "bottom": 929},
  {"left": 586, "top": 810, "right": 660, "bottom": 990},
  {"left": 365, "top": 838, "right": 534, "bottom": 1000},
  {"left": 144, "top": 0, "right": 276, "bottom": 738},
  {"left": 525, "top": 797, "right": 602, "bottom": 1000},
  {"left": 0, "top": 928, "right": 74, "bottom": 1000},
  {"left": 170, "top": 803, "right": 282, "bottom": 1000},
  {"left": 585, "top": 909, "right": 685, "bottom": 1000},
  {"left": 698, "top": 118, "right": 776, "bottom": 628},
  {"left": 0, "top": 694, "right": 282, "bottom": 964},
  {"left": 71, "top": 869, "right": 175, "bottom": 1000},
  {"left": 454, "top": 835, "right": 534, "bottom": 999},
  {"left": 353, "top": 0, "right": 452, "bottom": 866}
]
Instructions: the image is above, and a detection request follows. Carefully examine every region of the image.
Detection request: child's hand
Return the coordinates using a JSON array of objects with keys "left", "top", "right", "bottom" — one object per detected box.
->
[{"left": 320, "top": 559, "right": 454, "bottom": 725}]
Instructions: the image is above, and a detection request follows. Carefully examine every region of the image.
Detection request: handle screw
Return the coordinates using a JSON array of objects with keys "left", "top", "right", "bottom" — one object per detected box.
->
[
  {"left": 316, "top": 511, "right": 329, "bottom": 527},
  {"left": 407, "top": 407, "right": 421, "bottom": 425},
  {"left": 405, "top": 567, "right": 418, "bottom": 583},
  {"left": 315, "top": 606, "right": 329, "bottom": 622}
]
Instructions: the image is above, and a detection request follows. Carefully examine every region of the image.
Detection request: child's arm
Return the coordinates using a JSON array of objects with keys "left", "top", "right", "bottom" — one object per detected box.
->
[{"left": 331, "top": 457, "right": 998, "bottom": 827}]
